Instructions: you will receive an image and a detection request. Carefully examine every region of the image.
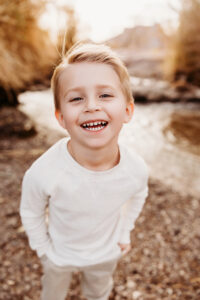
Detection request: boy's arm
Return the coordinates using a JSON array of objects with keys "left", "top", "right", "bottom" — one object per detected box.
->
[
  {"left": 20, "top": 170, "right": 51, "bottom": 257},
  {"left": 118, "top": 166, "right": 149, "bottom": 244}
]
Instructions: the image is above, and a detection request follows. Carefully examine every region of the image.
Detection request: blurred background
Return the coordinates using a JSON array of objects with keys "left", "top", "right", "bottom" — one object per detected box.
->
[{"left": 0, "top": 1, "right": 200, "bottom": 299}]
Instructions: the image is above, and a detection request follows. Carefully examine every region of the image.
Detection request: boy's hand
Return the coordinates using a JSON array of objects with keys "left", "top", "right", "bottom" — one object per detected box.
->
[{"left": 117, "top": 242, "right": 131, "bottom": 255}]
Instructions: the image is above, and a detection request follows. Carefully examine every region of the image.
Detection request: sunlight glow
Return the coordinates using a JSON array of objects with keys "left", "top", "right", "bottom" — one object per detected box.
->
[{"left": 40, "top": 0, "right": 181, "bottom": 42}]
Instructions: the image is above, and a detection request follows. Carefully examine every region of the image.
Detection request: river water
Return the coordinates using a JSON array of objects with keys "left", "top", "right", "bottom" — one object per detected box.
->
[{"left": 19, "top": 89, "right": 200, "bottom": 198}]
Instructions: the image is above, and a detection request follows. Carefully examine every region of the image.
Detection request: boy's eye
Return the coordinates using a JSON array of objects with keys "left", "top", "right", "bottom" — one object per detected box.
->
[
  {"left": 100, "top": 94, "right": 112, "bottom": 98},
  {"left": 70, "top": 97, "right": 83, "bottom": 102}
]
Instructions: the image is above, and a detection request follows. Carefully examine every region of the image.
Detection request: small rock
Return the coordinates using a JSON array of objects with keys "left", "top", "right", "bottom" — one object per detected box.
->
[
  {"left": 7, "top": 279, "right": 15, "bottom": 285},
  {"left": 126, "top": 279, "right": 136, "bottom": 289},
  {"left": 137, "top": 233, "right": 144, "bottom": 239},
  {"left": 121, "top": 290, "right": 129, "bottom": 297},
  {"left": 143, "top": 248, "right": 150, "bottom": 256},
  {"left": 192, "top": 199, "right": 199, "bottom": 209},
  {"left": 179, "top": 269, "right": 185, "bottom": 276},
  {"left": 3, "top": 260, "right": 11, "bottom": 267},
  {"left": 132, "top": 290, "right": 142, "bottom": 299},
  {"left": 0, "top": 197, "right": 5, "bottom": 204},
  {"left": 25, "top": 284, "right": 31, "bottom": 291},
  {"left": 115, "top": 284, "right": 125, "bottom": 294},
  {"left": 167, "top": 288, "right": 173, "bottom": 295}
]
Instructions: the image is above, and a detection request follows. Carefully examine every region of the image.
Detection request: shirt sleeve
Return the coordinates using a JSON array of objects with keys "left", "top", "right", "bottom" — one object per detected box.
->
[
  {"left": 20, "top": 170, "right": 51, "bottom": 257},
  {"left": 118, "top": 164, "right": 149, "bottom": 244}
]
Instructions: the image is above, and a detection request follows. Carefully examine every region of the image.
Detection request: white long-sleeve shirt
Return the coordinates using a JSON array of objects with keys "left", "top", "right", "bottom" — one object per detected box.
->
[{"left": 20, "top": 137, "right": 149, "bottom": 267}]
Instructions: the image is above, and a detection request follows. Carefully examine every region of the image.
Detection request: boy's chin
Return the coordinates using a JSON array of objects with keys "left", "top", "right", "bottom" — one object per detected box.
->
[
  {"left": 79, "top": 137, "right": 109, "bottom": 149},
  {"left": 84, "top": 141, "right": 108, "bottom": 150},
  {"left": 83, "top": 138, "right": 118, "bottom": 151}
]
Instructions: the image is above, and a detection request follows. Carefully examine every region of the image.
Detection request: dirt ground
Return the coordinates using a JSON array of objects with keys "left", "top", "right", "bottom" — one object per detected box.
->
[{"left": 0, "top": 108, "right": 200, "bottom": 300}]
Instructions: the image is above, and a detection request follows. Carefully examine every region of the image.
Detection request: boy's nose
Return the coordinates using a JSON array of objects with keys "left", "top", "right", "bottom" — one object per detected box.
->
[{"left": 84, "top": 98, "right": 100, "bottom": 112}]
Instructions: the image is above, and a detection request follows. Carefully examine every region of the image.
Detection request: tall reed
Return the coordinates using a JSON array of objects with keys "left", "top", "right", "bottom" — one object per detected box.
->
[{"left": 164, "top": 0, "right": 200, "bottom": 85}]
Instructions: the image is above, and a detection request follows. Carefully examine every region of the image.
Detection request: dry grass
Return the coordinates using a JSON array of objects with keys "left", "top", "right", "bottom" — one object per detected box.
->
[
  {"left": 164, "top": 0, "right": 200, "bottom": 85},
  {"left": 0, "top": 0, "right": 57, "bottom": 92}
]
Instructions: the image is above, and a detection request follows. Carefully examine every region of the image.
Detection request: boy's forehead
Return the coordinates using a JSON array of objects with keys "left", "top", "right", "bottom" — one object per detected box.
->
[{"left": 59, "top": 62, "right": 122, "bottom": 93}]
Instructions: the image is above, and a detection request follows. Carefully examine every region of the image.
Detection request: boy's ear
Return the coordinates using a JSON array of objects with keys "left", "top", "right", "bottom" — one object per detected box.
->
[
  {"left": 124, "top": 101, "right": 134, "bottom": 123},
  {"left": 55, "top": 110, "right": 65, "bottom": 128}
]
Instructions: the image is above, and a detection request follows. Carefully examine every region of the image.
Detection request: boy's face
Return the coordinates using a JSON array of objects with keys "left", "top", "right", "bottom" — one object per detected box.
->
[{"left": 56, "top": 62, "right": 133, "bottom": 150}]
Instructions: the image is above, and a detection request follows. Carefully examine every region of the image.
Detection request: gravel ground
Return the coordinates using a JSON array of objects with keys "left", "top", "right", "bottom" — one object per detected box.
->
[{"left": 0, "top": 108, "right": 199, "bottom": 300}]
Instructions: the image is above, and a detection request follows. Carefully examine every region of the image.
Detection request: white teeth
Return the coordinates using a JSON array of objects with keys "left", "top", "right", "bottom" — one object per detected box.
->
[
  {"left": 85, "top": 126, "right": 104, "bottom": 131},
  {"left": 81, "top": 121, "right": 108, "bottom": 128}
]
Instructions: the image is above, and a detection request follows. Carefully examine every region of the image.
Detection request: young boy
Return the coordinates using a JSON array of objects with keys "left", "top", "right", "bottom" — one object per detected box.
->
[{"left": 20, "top": 42, "right": 149, "bottom": 300}]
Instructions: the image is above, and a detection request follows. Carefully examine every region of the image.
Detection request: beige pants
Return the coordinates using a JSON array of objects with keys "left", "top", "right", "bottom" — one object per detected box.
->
[{"left": 40, "top": 255, "right": 120, "bottom": 300}]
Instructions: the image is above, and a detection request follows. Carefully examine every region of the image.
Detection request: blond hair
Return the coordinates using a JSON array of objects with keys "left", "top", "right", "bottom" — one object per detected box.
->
[{"left": 51, "top": 41, "right": 133, "bottom": 110}]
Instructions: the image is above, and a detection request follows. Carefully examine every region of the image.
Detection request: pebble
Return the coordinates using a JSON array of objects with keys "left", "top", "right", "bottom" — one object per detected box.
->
[
  {"left": 143, "top": 248, "right": 150, "bottom": 256},
  {"left": 3, "top": 260, "right": 11, "bottom": 267},
  {"left": 7, "top": 279, "right": 15, "bottom": 285},
  {"left": 126, "top": 279, "right": 136, "bottom": 289},
  {"left": 0, "top": 197, "right": 5, "bottom": 204},
  {"left": 132, "top": 290, "right": 142, "bottom": 299},
  {"left": 192, "top": 199, "right": 199, "bottom": 209},
  {"left": 167, "top": 288, "right": 173, "bottom": 295},
  {"left": 179, "top": 269, "right": 185, "bottom": 276},
  {"left": 115, "top": 284, "right": 125, "bottom": 293},
  {"left": 137, "top": 233, "right": 144, "bottom": 239}
]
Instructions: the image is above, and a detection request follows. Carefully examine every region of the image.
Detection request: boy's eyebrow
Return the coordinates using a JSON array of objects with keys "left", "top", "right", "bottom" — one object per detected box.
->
[
  {"left": 95, "top": 84, "right": 115, "bottom": 90},
  {"left": 64, "top": 85, "right": 116, "bottom": 97},
  {"left": 64, "top": 87, "right": 83, "bottom": 98}
]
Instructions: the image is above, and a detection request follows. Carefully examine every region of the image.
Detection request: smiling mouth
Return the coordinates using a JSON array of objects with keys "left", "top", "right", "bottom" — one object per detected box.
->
[{"left": 81, "top": 120, "right": 108, "bottom": 131}]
